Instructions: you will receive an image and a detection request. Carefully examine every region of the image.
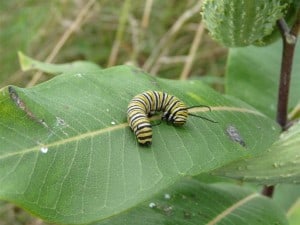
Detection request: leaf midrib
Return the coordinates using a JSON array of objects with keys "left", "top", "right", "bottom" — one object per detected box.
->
[
  {"left": 206, "top": 193, "right": 260, "bottom": 225},
  {"left": 0, "top": 106, "right": 265, "bottom": 160}
]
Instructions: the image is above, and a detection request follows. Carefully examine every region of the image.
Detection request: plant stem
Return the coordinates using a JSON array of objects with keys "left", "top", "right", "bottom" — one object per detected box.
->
[
  {"left": 276, "top": 19, "right": 298, "bottom": 128},
  {"left": 262, "top": 185, "right": 275, "bottom": 197},
  {"left": 262, "top": 11, "right": 300, "bottom": 198}
]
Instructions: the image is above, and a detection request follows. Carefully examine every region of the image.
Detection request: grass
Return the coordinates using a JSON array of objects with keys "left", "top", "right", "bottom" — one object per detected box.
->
[{"left": 0, "top": 0, "right": 227, "bottom": 224}]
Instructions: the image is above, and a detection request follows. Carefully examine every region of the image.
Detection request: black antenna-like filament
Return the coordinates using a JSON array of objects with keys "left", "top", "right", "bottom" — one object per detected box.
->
[
  {"left": 186, "top": 105, "right": 218, "bottom": 123},
  {"left": 188, "top": 113, "right": 218, "bottom": 123}
]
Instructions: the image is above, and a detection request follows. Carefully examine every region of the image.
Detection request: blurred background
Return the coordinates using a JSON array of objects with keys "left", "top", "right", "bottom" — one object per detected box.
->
[{"left": 0, "top": 0, "right": 227, "bottom": 224}]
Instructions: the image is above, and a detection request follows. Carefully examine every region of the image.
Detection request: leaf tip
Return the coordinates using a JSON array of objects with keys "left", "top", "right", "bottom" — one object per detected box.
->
[{"left": 18, "top": 51, "right": 36, "bottom": 71}]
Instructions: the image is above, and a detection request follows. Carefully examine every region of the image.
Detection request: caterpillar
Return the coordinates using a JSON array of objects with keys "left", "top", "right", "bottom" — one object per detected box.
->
[{"left": 127, "top": 91, "right": 216, "bottom": 146}]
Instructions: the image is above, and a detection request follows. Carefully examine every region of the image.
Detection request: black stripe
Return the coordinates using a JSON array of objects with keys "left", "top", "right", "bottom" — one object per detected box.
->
[
  {"left": 168, "top": 100, "right": 180, "bottom": 114},
  {"left": 142, "top": 92, "right": 152, "bottom": 110},
  {"left": 129, "top": 114, "right": 146, "bottom": 125},
  {"left": 153, "top": 91, "right": 159, "bottom": 111},
  {"left": 137, "top": 124, "right": 152, "bottom": 129},
  {"left": 128, "top": 105, "right": 143, "bottom": 110},
  {"left": 171, "top": 106, "right": 186, "bottom": 115},
  {"left": 132, "top": 98, "right": 148, "bottom": 109},
  {"left": 165, "top": 95, "right": 175, "bottom": 110},
  {"left": 160, "top": 92, "right": 167, "bottom": 110},
  {"left": 136, "top": 129, "right": 152, "bottom": 135},
  {"left": 167, "top": 100, "right": 181, "bottom": 122},
  {"left": 136, "top": 129, "right": 152, "bottom": 136},
  {"left": 138, "top": 135, "right": 152, "bottom": 140}
]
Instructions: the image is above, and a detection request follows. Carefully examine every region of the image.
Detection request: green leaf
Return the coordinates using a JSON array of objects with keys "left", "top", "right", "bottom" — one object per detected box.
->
[
  {"left": 288, "top": 199, "right": 300, "bottom": 225},
  {"left": 226, "top": 40, "right": 300, "bottom": 118},
  {"left": 18, "top": 52, "right": 102, "bottom": 74},
  {"left": 291, "top": 0, "right": 300, "bottom": 8},
  {"left": 214, "top": 120, "right": 300, "bottom": 184},
  {"left": 201, "top": 0, "right": 287, "bottom": 47},
  {"left": 0, "top": 65, "right": 280, "bottom": 224},
  {"left": 273, "top": 184, "right": 300, "bottom": 225},
  {"left": 274, "top": 184, "right": 300, "bottom": 211},
  {"left": 93, "top": 178, "right": 288, "bottom": 225}
]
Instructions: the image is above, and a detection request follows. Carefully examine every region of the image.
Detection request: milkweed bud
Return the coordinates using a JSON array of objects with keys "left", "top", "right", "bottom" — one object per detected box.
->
[{"left": 201, "top": 0, "right": 288, "bottom": 47}]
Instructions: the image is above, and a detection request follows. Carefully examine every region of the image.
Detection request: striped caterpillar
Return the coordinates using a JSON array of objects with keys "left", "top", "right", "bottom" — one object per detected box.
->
[{"left": 127, "top": 91, "right": 216, "bottom": 146}]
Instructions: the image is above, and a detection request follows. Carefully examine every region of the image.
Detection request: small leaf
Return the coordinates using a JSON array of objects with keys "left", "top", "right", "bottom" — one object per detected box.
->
[
  {"left": 214, "top": 121, "right": 300, "bottom": 184},
  {"left": 18, "top": 51, "right": 102, "bottom": 74},
  {"left": 0, "top": 65, "right": 280, "bottom": 224},
  {"left": 93, "top": 178, "right": 288, "bottom": 225}
]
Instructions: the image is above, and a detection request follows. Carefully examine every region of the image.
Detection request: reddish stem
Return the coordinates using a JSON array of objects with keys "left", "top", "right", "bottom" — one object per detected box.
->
[{"left": 261, "top": 11, "right": 300, "bottom": 198}]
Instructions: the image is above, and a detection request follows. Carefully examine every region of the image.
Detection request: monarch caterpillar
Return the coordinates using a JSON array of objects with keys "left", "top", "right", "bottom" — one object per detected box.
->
[{"left": 127, "top": 91, "right": 217, "bottom": 146}]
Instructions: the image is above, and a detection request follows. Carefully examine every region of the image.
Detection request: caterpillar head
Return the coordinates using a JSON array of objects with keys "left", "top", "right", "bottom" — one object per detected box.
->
[
  {"left": 162, "top": 104, "right": 188, "bottom": 126},
  {"left": 172, "top": 110, "right": 189, "bottom": 126}
]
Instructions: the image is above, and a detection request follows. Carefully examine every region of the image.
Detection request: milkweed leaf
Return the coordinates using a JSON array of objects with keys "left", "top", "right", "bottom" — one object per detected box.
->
[
  {"left": 93, "top": 178, "right": 288, "bottom": 225},
  {"left": 0, "top": 65, "right": 280, "bottom": 224}
]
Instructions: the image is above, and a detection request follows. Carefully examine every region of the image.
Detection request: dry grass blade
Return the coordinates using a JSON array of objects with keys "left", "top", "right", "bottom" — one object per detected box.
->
[
  {"left": 107, "top": 0, "right": 131, "bottom": 67},
  {"left": 141, "top": 0, "right": 154, "bottom": 29},
  {"left": 142, "top": 0, "right": 203, "bottom": 73},
  {"left": 26, "top": 0, "right": 97, "bottom": 87},
  {"left": 180, "top": 21, "right": 205, "bottom": 80}
]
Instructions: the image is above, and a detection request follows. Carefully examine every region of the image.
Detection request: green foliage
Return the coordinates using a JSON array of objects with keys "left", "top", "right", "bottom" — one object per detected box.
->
[
  {"left": 0, "top": 60, "right": 281, "bottom": 224},
  {"left": 0, "top": 1, "right": 225, "bottom": 87},
  {"left": 214, "top": 120, "right": 300, "bottom": 184},
  {"left": 93, "top": 178, "right": 288, "bottom": 225},
  {"left": 201, "top": 0, "right": 288, "bottom": 47},
  {"left": 226, "top": 41, "right": 300, "bottom": 119},
  {"left": 1, "top": 1, "right": 300, "bottom": 225},
  {"left": 19, "top": 52, "right": 102, "bottom": 74},
  {"left": 254, "top": 0, "right": 300, "bottom": 46},
  {"left": 0, "top": 1, "right": 56, "bottom": 83}
]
